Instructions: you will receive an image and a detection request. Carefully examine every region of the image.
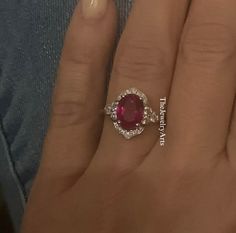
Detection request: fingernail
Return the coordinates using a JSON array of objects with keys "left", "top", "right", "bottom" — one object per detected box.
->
[{"left": 81, "top": 0, "right": 108, "bottom": 19}]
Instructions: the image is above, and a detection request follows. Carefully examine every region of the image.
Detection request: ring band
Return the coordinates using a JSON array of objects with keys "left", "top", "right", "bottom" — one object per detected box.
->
[{"left": 104, "top": 88, "right": 159, "bottom": 139}]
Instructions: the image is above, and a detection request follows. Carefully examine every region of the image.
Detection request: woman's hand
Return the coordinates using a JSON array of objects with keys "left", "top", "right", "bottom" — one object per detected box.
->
[{"left": 21, "top": 0, "right": 236, "bottom": 232}]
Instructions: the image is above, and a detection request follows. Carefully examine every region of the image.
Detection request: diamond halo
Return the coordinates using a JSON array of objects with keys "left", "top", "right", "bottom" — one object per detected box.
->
[{"left": 104, "top": 88, "right": 158, "bottom": 139}]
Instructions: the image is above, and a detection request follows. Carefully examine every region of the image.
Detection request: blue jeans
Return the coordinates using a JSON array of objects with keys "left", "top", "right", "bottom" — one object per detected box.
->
[{"left": 0, "top": 0, "right": 132, "bottom": 231}]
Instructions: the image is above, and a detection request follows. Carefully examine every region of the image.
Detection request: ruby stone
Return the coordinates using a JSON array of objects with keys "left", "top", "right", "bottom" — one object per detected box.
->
[{"left": 116, "top": 94, "right": 144, "bottom": 130}]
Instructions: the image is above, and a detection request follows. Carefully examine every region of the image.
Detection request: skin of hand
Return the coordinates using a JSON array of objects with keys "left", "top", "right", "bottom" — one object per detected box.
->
[{"left": 20, "top": 0, "right": 236, "bottom": 232}]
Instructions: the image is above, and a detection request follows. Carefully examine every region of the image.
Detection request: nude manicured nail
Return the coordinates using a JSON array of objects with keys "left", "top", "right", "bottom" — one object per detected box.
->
[{"left": 81, "top": 0, "right": 108, "bottom": 19}]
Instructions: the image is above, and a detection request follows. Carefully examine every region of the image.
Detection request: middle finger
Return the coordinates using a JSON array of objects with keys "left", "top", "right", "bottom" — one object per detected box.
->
[{"left": 164, "top": 0, "right": 236, "bottom": 164}]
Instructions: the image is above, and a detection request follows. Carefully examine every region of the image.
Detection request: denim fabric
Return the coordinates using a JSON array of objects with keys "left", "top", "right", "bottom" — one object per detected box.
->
[{"left": 0, "top": 0, "right": 132, "bottom": 231}]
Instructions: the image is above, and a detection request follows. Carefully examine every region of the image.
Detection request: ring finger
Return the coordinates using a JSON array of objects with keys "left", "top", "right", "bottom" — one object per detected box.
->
[{"left": 92, "top": 0, "right": 190, "bottom": 173}]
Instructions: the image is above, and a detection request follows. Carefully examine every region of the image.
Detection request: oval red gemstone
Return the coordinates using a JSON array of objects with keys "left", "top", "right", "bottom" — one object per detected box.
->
[{"left": 116, "top": 94, "right": 144, "bottom": 130}]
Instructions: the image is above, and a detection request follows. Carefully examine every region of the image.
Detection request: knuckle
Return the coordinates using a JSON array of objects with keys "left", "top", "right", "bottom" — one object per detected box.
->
[
  {"left": 51, "top": 98, "right": 86, "bottom": 128},
  {"left": 181, "top": 23, "right": 236, "bottom": 66},
  {"left": 61, "top": 43, "right": 94, "bottom": 67},
  {"left": 50, "top": 80, "right": 89, "bottom": 128},
  {"left": 59, "top": 56, "right": 91, "bottom": 79},
  {"left": 53, "top": 50, "right": 97, "bottom": 128},
  {"left": 113, "top": 39, "right": 169, "bottom": 82}
]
